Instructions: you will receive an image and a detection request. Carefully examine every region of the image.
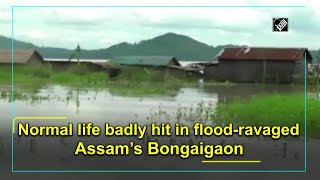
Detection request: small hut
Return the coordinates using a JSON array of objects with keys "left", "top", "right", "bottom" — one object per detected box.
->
[
  {"left": 110, "top": 56, "right": 181, "bottom": 67},
  {"left": 0, "top": 50, "right": 44, "bottom": 65},
  {"left": 46, "top": 60, "right": 105, "bottom": 72},
  {"left": 109, "top": 56, "right": 201, "bottom": 78}
]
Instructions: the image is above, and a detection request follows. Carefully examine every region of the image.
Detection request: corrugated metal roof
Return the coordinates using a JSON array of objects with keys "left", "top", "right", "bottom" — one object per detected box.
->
[
  {"left": 0, "top": 50, "right": 43, "bottom": 64},
  {"left": 110, "top": 56, "right": 181, "bottom": 66},
  {"left": 44, "top": 58, "right": 110, "bottom": 63},
  {"left": 218, "top": 47, "right": 313, "bottom": 61},
  {"left": 167, "top": 65, "right": 199, "bottom": 72}
]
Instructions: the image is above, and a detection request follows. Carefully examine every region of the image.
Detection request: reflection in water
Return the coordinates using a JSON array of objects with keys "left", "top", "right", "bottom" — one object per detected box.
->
[
  {"left": 1, "top": 84, "right": 306, "bottom": 102},
  {"left": 0, "top": 83, "right": 307, "bottom": 133},
  {"left": 0, "top": 84, "right": 306, "bottom": 109},
  {"left": 203, "top": 83, "right": 304, "bottom": 103},
  {"left": 76, "top": 88, "right": 80, "bottom": 114},
  {"left": 1, "top": 84, "right": 318, "bottom": 172}
]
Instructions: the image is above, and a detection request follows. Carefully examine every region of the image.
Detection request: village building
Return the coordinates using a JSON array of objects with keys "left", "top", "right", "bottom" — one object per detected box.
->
[
  {"left": 110, "top": 56, "right": 201, "bottom": 78},
  {"left": 0, "top": 50, "right": 44, "bottom": 65},
  {"left": 204, "top": 47, "right": 313, "bottom": 84},
  {"left": 110, "top": 56, "right": 181, "bottom": 67},
  {"left": 45, "top": 60, "right": 105, "bottom": 72}
]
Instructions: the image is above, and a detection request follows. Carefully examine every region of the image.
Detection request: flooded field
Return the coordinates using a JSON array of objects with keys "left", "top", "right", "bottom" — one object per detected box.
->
[
  {"left": 0, "top": 83, "right": 310, "bottom": 134},
  {"left": 0, "top": 83, "right": 319, "bottom": 171}
]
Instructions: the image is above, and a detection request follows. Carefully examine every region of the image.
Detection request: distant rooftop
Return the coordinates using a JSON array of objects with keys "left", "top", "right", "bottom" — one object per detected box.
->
[
  {"left": 217, "top": 47, "right": 313, "bottom": 61},
  {"left": 0, "top": 50, "right": 43, "bottom": 64},
  {"left": 44, "top": 58, "right": 110, "bottom": 63},
  {"left": 110, "top": 56, "right": 181, "bottom": 67}
]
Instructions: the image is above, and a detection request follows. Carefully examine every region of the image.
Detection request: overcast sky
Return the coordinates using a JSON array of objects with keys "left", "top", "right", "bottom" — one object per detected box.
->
[{"left": 0, "top": 0, "right": 319, "bottom": 50}]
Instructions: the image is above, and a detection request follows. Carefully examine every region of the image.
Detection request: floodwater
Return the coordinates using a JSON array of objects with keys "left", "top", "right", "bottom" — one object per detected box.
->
[
  {"left": 1, "top": 83, "right": 320, "bottom": 173},
  {"left": 0, "top": 83, "right": 306, "bottom": 133}
]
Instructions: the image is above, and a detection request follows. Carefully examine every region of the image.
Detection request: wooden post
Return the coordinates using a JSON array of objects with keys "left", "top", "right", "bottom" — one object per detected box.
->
[{"left": 76, "top": 88, "right": 80, "bottom": 114}]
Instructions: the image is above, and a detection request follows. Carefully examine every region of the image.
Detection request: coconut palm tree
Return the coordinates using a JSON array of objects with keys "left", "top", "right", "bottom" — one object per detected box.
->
[{"left": 69, "top": 44, "right": 81, "bottom": 65}]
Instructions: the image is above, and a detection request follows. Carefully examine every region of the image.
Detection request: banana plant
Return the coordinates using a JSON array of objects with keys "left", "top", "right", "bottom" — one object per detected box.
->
[{"left": 69, "top": 44, "right": 81, "bottom": 65}]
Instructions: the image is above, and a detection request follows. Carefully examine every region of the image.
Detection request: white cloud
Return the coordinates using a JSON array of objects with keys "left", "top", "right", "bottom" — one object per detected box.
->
[
  {"left": 0, "top": 9, "right": 11, "bottom": 23},
  {"left": 0, "top": 0, "right": 318, "bottom": 50},
  {"left": 22, "top": 30, "right": 47, "bottom": 39},
  {"left": 66, "top": 37, "right": 81, "bottom": 43},
  {"left": 11, "top": 0, "right": 308, "bottom": 6},
  {"left": 42, "top": 9, "right": 112, "bottom": 26},
  {"left": 0, "top": 8, "right": 11, "bottom": 36}
]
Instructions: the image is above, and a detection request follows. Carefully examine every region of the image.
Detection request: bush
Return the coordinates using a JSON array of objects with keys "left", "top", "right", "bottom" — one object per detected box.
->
[
  {"left": 68, "top": 64, "right": 90, "bottom": 75},
  {"left": 31, "top": 66, "right": 52, "bottom": 78},
  {"left": 114, "top": 67, "right": 164, "bottom": 82},
  {"left": 51, "top": 72, "right": 78, "bottom": 84}
]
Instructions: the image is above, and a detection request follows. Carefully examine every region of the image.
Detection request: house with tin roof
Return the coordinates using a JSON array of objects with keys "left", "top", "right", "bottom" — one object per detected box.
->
[
  {"left": 110, "top": 56, "right": 181, "bottom": 67},
  {"left": 110, "top": 56, "right": 201, "bottom": 79},
  {"left": 0, "top": 50, "right": 44, "bottom": 65},
  {"left": 204, "top": 47, "right": 313, "bottom": 83}
]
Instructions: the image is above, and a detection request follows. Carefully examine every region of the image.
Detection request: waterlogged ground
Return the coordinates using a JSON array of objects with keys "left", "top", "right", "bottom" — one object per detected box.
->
[
  {"left": 1, "top": 83, "right": 320, "bottom": 173},
  {"left": 0, "top": 83, "right": 307, "bottom": 133},
  {"left": 0, "top": 84, "right": 219, "bottom": 131}
]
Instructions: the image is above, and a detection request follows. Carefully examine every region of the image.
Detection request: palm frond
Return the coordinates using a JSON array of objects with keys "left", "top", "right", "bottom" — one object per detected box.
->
[{"left": 69, "top": 52, "right": 76, "bottom": 61}]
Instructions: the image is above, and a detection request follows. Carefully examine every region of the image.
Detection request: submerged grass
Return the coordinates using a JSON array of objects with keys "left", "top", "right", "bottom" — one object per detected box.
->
[
  {"left": 213, "top": 94, "right": 320, "bottom": 138},
  {"left": 50, "top": 72, "right": 107, "bottom": 86},
  {"left": 2, "top": 65, "right": 319, "bottom": 137},
  {"left": 0, "top": 64, "right": 202, "bottom": 96},
  {"left": 0, "top": 64, "right": 107, "bottom": 84},
  {"left": 142, "top": 94, "right": 320, "bottom": 138}
]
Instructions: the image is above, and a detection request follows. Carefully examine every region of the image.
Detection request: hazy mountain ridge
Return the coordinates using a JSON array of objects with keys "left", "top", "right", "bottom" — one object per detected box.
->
[{"left": 0, "top": 34, "right": 318, "bottom": 61}]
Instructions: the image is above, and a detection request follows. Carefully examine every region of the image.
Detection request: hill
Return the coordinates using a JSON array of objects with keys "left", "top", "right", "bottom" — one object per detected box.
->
[
  {"left": 0, "top": 35, "right": 73, "bottom": 58},
  {"left": 0, "top": 33, "right": 239, "bottom": 61},
  {"left": 99, "top": 33, "right": 238, "bottom": 60},
  {"left": 0, "top": 34, "right": 318, "bottom": 61}
]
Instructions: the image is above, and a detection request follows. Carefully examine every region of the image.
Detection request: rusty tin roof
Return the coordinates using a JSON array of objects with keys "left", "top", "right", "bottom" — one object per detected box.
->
[
  {"left": 218, "top": 47, "right": 313, "bottom": 61},
  {"left": 0, "top": 50, "right": 44, "bottom": 64}
]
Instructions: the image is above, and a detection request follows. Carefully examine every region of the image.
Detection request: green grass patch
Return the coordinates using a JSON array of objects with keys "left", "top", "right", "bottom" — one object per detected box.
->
[
  {"left": 0, "top": 64, "right": 198, "bottom": 87},
  {"left": 50, "top": 71, "right": 107, "bottom": 86},
  {"left": 0, "top": 65, "right": 50, "bottom": 85},
  {"left": 0, "top": 65, "right": 187, "bottom": 96},
  {"left": 113, "top": 67, "right": 171, "bottom": 82},
  {"left": 213, "top": 94, "right": 320, "bottom": 138},
  {"left": 0, "top": 64, "right": 108, "bottom": 87},
  {"left": 106, "top": 67, "right": 193, "bottom": 96}
]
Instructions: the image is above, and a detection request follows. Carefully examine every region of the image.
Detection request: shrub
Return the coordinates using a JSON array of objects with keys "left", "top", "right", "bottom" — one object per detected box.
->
[
  {"left": 31, "top": 66, "right": 52, "bottom": 78},
  {"left": 68, "top": 64, "right": 90, "bottom": 75}
]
